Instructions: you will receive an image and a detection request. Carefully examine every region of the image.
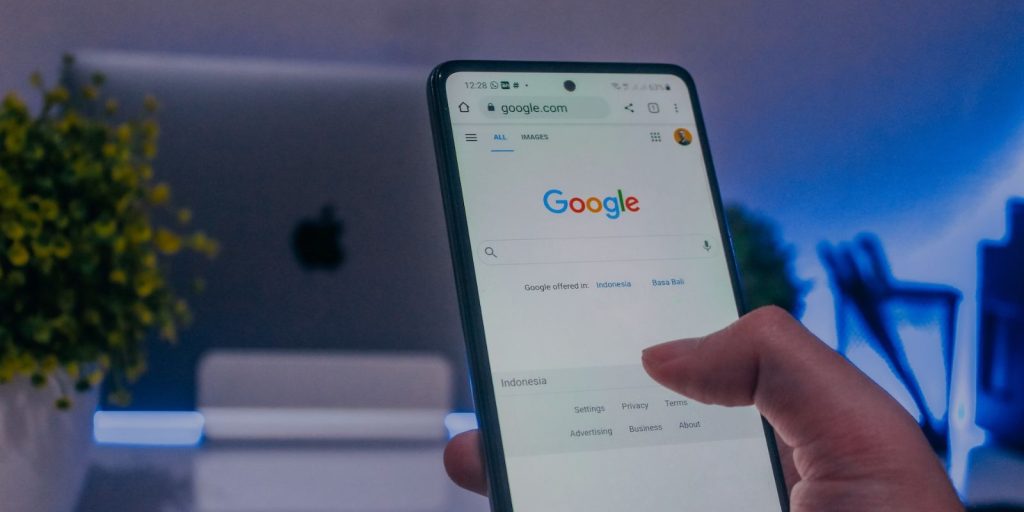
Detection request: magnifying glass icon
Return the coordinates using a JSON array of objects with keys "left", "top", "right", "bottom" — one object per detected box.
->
[{"left": 484, "top": 246, "right": 497, "bottom": 258}]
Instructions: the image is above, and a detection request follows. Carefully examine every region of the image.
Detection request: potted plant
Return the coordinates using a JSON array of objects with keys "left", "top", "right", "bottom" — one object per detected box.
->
[
  {"left": 0, "top": 55, "right": 216, "bottom": 512},
  {"left": 725, "top": 204, "right": 809, "bottom": 317}
]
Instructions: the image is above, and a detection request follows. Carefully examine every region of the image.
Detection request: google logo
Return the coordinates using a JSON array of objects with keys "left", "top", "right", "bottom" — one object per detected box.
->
[{"left": 543, "top": 189, "right": 639, "bottom": 220}]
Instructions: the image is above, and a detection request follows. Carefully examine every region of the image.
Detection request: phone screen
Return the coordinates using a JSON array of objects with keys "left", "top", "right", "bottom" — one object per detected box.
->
[{"left": 438, "top": 68, "right": 784, "bottom": 511}]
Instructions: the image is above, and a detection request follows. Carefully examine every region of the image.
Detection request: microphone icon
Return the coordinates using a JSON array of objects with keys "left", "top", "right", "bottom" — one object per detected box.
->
[{"left": 703, "top": 240, "right": 711, "bottom": 251}]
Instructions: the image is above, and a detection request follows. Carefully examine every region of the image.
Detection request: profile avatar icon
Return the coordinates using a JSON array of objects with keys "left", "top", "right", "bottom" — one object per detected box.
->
[{"left": 673, "top": 128, "right": 693, "bottom": 146}]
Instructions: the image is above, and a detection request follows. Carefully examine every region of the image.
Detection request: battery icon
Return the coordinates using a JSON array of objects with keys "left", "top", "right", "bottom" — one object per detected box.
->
[{"left": 500, "top": 81, "right": 510, "bottom": 89}]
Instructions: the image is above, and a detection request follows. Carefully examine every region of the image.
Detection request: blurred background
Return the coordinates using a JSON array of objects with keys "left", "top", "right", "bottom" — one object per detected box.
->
[{"left": 1, "top": 1, "right": 1022, "bottom": 510}]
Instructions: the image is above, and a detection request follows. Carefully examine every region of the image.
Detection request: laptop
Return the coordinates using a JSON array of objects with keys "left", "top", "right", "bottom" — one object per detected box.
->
[{"left": 67, "top": 51, "right": 470, "bottom": 411}]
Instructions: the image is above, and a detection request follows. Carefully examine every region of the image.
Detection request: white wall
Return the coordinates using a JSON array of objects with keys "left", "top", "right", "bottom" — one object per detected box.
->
[{"left": 3, "top": 0, "right": 1022, "bottom": 364}]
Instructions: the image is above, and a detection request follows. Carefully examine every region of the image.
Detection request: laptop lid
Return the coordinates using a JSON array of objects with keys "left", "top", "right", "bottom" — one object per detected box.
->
[{"left": 67, "top": 51, "right": 469, "bottom": 411}]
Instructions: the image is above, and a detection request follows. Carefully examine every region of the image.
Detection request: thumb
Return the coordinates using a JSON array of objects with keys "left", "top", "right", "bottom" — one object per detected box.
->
[{"left": 641, "top": 306, "right": 944, "bottom": 485}]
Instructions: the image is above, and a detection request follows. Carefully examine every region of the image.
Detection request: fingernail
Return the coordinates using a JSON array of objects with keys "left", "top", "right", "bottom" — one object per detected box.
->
[{"left": 642, "top": 338, "right": 697, "bottom": 368}]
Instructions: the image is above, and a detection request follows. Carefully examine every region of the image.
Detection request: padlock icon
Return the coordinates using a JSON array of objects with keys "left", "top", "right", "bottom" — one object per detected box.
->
[{"left": 487, "top": 103, "right": 495, "bottom": 112}]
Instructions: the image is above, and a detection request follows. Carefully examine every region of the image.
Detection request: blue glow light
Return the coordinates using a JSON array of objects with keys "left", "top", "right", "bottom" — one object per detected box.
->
[
  {"left": 96, "top": 410, "right": 473, "bottom": 444},
  {"left": 444, "top": 412, "right": 478, "bottom": 439},
  {"left": 93, "top": 411, "right": 205, "bottom": 446}
]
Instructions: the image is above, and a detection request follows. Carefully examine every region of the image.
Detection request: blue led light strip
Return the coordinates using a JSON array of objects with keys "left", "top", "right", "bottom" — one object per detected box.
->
[{"left": 93, "top": 411, "right": 205, "bottom": 446}]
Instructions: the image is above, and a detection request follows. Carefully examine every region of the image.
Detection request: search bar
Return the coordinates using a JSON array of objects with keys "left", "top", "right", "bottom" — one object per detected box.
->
[
  {"left": 481, "top": 96, "right": 610, "bottom": 120},
  {"left": 478, "top": 235, "right": 716, "bottom": 265}
]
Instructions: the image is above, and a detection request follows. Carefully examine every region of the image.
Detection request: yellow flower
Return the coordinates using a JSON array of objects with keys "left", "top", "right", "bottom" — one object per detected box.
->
[
  {"left": 143, "top": 94, "right": 159, "bottom": 113},
  {"left": 134, "top": 272, "right": 158, "bottom": 297},
  {"left": 115, "top": 195, "right": 132, "bottom": 214},
  {"left": 88, "top": 370, "right": 105, "bottom": 386},
  {"left": 133, "top": 303, "right": 154, "bottom": 325},
  {"left": 142, "top": 141, "right": 157, "bottom": 159},
  {"left": 41, "top": 355, "right": 58, "bottom": 373},
  {"left": 148, "top": 183, "right": 170, "bottom": 205},
  {"left": 128, "top": 223, "right": 151, "bottom": 244},
  {"left": 107, "top": 331, "right": 124, "bottom": 347},
  {"left": 2, "top": 220, "right": 25, "bottom": 240},
  {"left": 45, "top": 86, "right": 70, "bottom": 104},
  {"left": 104, "top": 98, "right": 119, "bottom": 115},
  {"left": 141, "top": 119, "right": 159, "bottom": 141},
  {"left": 19, "top": 207, "right": 41, "bottom": 232},
  {"left": 109, "top": 269, "right": 127, "bottom": 284},
  {"left": 126, "top": 361, "right": 147, "bottom": 382},
  {"left": 174, "top": 299, "right": 190, "bottom": 318},
  {"left": 7, "top": 242, "right": 29, "bottom": 266},
  {"left": 154, "top": 228, "right": 182, "bottom": 254},
  {"left": 111, "top": 163, "right": 135, "bottom": 185},
  {"left": 101, "top": 143, "right": 118, "bottom": 158},
  {"left": 93, "top": 219, "right": 117, "bottom": 238},
  {"left": 4, "top": 128, "right": 26, "bottom": 155},
  {"left": 17, "top": 353, "right": 34, "bottom": 372},
  {"left": 82, "top": 85, "right": 99, "bottom": 100},
  {"left": 52, "top": 236, "right": 72, "bottom": 259},
  {"left": 31, "top": 239, "right": 54, "bottom": 259},
  {"left": 71, "top": 158, "right": 89, "bottom": 177},
  {"left": 38, "top": 199, "right": 59, "bottom": 221},
  {"left": 190, "top": 231, "right": 220, "bottom": 258},
  {"left": 0, "top": 185, "right": 19, "bottom": 209},
  {"left": 2, "top": 92, "right": 27, "bottom": 116},
  {"left": 116, "top": 123, "right": 133, "bottom": 143},
  {"left": 160, "top": 322, "right": 178, "bottom": 343},
  {"left": 51, "top": 236, "right": 71, "bottom": 258},
  {"left": 113, "top": 236, "right": 127, "bottom": 253},
  {"left": 29, "top": 71, "right": 44, "bottom": 89},
  {"left": 177, "top": 208, "right": 192, "bottom": 225},
  {"left": 56, "top": 111, "right": 81, "bottom": 134},
  {"left": 53, "top": 315, "right": 76, "bottom": 340},
  {"left": 138, "top": 164, "right": 154, "bottom": 181},
  {"left": 65, "top": 362, "right": 80, "bottom": 379},
  {"left": 108, "top": 390, "right": 130, "bottom": 407}
]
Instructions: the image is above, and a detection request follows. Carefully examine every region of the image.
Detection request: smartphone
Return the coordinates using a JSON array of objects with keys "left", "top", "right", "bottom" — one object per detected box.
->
[{"left": 427, "top": 61, "right": 788, "bottom": 511}]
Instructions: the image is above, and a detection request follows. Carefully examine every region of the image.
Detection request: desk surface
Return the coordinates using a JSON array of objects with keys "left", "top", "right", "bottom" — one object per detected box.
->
[
  {"left": 77, "top": 441, "right": 1024, "bottom": 511},
  {"left": 76, "top": 441, "right": 488, "bottom": 512}
]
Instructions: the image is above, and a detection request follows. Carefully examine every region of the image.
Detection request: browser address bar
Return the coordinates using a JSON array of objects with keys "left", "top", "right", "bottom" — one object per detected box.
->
[
  {"left": 480, "top": 96, "right": 610, "bottom": 120},
  {"left": 478, "top": 235, "right": 716, "bottom": 266}
]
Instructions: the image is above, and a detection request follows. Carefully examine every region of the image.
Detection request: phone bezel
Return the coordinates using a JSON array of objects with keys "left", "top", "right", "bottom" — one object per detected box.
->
[{"left": 427, "top": 60, "right": 790, "bottom": 511}]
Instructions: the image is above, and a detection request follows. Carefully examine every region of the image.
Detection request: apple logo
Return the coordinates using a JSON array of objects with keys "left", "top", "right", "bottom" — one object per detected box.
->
[{"left": 292, "top": 204, "right": 344, "bottom": 271}]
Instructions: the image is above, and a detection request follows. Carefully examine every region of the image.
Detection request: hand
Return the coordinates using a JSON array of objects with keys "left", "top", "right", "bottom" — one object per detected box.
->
[{"left": 444, "top": 306, "right": 964, "bottom": 511}]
